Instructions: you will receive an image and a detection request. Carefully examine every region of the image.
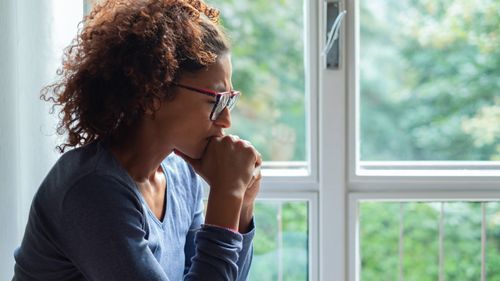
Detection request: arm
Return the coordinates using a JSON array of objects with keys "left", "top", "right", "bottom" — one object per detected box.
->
[
  {"left": 184, "top": 178, "right": 256, "bottom": 281},
  {"left": 176, "top": 135, "right": 261, "bottom": 280}
]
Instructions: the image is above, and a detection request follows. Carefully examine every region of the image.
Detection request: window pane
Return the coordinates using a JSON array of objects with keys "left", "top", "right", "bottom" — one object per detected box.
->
[
  {"left": 359, "top": 202, "right": 400, "bottom": 280},
  {"left": 210, "top": 0, "right": 306, "bottom": 162},
  {"left": 403, "top": 202, "right": 439, "bottom": 280},
  {"left": 359, "top": 0, "right": 500, "bottom": 161},
  {"left": 359, "top": 202, "right": 500, "bottom": 281},
  {"left": 250, "top": 201, "right": 308, "bottom": 281},
  {"left": 443, "top": 202, "right": 481, "bottom": 280},
  {"left": 487, "top": 202, "right": 500, "bottom": 280}
]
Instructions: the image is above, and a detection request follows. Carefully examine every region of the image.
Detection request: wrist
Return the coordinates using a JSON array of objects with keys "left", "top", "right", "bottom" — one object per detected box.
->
[
  {"left": 238, "top": 204, "right": 254, "bottom": 233},
  {"left": 205, "top": 188, "right": 245, "bottom": 231}
]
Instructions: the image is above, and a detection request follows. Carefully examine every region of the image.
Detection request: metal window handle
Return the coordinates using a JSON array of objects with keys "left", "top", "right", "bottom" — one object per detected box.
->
[{"left": 324, "top": 1, "right": 346, "bottom": 70}]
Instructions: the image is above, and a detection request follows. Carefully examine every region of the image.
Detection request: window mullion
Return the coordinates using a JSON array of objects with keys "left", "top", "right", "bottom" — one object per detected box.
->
[
  {"left": 439, "top": 202, "right": 445, "bottom": 281},
  {"left": 481, "top": 203, "right": 486, "bottom": 281},
  {"left": 399, "top": 203, "right": 404, "bottom": 281}
]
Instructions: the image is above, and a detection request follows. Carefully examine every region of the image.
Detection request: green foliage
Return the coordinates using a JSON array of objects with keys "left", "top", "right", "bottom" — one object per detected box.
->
[
  {"left": 360, "top": 202, "right": 500, "bottom": 281},
  {"left": 360, "top": 0, "right": 500, "bottom": 160},
  {"left": 210, "top": 0, "right": 306, "bottom": 161},
  {"left": 360, "top": 202, "right": 401, "bottom": 280},
  {"left": 249, "top": 201, "right": 308, "bottom": 281}
]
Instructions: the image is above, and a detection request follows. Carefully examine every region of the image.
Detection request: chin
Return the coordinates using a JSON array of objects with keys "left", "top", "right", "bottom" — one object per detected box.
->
[
  {"left": 177, "top": 143, "right": 206, "bottom": 160},
  {"left": 189, "top": 151, "right": 204, "bottom": 160}
]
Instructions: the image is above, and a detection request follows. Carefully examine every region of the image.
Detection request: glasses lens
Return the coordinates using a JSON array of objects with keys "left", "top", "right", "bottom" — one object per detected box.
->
[
  {"left": 227, "top": 93, "right": 239, "bottom": 111},
  {"left": 211, "top": 92, "right": 240, "bottom": 120},
  {"left": 212, "top": 95, "right": 226, "bottom": 120}
]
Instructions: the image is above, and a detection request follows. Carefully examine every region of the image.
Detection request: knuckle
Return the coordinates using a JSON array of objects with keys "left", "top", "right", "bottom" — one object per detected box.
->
[
  {"left": 221, "top": 135, "right": 233, "bottom": 143},
  {"left": 242, "top": 140, "right": 253, "bottom": 148}
]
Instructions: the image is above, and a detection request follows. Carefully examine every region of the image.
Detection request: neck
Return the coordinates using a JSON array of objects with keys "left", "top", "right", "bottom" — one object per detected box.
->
[{"left": 108, "top": 121, "right": 173, "bottom": 183}]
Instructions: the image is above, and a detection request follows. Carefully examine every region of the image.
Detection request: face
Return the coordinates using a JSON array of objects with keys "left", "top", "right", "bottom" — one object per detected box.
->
[{"left": 153, "top": 53, "right": 234, "bottom": 159}]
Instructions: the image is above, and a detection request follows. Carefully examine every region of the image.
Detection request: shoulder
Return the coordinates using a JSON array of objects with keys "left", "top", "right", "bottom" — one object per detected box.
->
[
  {"left": 62, "top": 173, "right": 142, "bottom": 213},
  {"left": 41, "top": 142, "right": 140, "bottom": 204},
  {"left": 58, "top": 173, "right": 147, "bottom": 237}
]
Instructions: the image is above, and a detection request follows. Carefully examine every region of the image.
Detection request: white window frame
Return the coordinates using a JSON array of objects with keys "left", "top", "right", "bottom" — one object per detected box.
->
[{"left": 339, "top": 1, "right": 500, "bottom": 281}]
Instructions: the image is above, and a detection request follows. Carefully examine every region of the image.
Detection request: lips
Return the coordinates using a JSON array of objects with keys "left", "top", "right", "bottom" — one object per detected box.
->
[{"left": 213, "top": 130, "right": 226, "bottom": 138}]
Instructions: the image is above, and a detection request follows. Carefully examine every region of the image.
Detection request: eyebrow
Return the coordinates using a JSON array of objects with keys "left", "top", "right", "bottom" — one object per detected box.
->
[{"left": 213, "top": 82, "right": 230, "bottom": 92}]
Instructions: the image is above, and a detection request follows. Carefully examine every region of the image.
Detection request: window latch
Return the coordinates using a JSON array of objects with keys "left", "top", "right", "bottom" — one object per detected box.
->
[{"left": 323, "top": 1, "right": 346, "bottom": 70}]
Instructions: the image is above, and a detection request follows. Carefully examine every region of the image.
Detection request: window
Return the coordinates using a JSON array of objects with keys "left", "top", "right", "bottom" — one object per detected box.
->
[
  {"left": 346, "top": 0, "right": 500, "bottom": 280},
  {"left": 358, "top": 201, "right": 500, "bottom": 280},
  {"left": 358, "top": 0, "right": 500, "bottom": 163},
  {"left": 250, "top": 200, "right": 310, "bottom": 280}
]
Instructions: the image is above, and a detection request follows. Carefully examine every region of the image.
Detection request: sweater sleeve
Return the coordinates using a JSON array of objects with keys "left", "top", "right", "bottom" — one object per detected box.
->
[{"left": 184, "top": 177, "right": 256, "bottom": 281}]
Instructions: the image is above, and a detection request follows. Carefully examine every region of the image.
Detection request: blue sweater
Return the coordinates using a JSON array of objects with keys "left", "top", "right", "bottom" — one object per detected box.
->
[{"left": 13, "top": 141, "right": 254, "bottom": 281}]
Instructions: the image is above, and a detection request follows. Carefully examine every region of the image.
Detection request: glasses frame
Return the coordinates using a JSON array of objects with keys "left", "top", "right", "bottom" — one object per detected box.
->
[{"left": 173, "top": 83, "right": 241, "bottom": 121}]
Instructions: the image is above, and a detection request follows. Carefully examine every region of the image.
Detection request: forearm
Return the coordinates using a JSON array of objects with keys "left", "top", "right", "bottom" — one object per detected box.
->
[
  {"left": 205, "top": 188, "right": 244, "bottom": 231},
  {"left": 238, "top": 204, "right": 254, "bottom": 233}
]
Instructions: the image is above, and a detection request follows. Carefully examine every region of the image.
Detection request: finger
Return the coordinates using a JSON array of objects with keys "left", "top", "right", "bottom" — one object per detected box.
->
[
  {"left": 247, "top": 172, "right": 262, "bottom": 189},
  {"left": 239, "top": 139, "right": 262, "bottom": 166},
  {"left": 255, "top": 152, "right": 262, "bottom": 166},
  {"left": 247, "top": 176, "right": 256, "bottom": 188},
  {"left": 252, "top": 165, "right": 261, "bottom": 177}
]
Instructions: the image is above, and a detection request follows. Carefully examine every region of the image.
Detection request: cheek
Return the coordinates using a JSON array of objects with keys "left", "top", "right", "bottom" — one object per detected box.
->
[{"left": 178, "top": 117, "right": 211, "bottom": 139}]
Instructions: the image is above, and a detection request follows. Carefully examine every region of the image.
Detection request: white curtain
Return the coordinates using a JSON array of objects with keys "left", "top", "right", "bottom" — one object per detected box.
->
[{"left": 0, "top": 1, "right": 82, "bottom": 279}]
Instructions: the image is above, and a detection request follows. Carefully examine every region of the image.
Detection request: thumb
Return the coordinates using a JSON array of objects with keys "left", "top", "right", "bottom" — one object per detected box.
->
[{"left": 173, "top": 149, "right": 201, "bottom": 171}]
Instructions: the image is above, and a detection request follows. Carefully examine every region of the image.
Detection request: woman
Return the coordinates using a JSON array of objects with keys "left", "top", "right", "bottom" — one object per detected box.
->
[{"left": 13, "top": 0, "right": 261, "bottom": 280}]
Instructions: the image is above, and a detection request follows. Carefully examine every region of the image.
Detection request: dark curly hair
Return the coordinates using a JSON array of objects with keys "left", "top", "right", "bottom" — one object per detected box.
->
[{"left": 42, "top": 0, "right": 230, "bottom": 153}]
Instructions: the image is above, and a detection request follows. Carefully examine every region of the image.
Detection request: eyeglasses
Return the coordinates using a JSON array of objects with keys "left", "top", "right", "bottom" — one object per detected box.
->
[{"left": 173, "top": 83, "right": 241, "bottom": 121}]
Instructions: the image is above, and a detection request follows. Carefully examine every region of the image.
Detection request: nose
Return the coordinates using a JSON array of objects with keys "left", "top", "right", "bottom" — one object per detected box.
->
[{"left": 213, "top": 107, "right": 231, "bottom": 128}]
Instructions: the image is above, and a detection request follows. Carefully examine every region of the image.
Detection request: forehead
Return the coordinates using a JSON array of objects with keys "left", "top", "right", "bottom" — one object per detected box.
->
[{"left": 179, "top": 53, "right": 232, "bottom": 90}]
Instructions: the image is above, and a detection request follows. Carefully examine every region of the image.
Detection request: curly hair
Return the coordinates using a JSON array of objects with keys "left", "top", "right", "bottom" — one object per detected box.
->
[{"left": 42, "top": 0, "right": 230, "bottom": 153}]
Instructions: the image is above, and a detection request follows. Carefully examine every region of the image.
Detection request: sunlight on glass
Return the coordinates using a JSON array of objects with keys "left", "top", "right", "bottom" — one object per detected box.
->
[
  {"left": 359, "top": 0, "right": 500, "bottom": 160},
  {"left": 209, "top": 0, "right": 306, "bottom": 161}
]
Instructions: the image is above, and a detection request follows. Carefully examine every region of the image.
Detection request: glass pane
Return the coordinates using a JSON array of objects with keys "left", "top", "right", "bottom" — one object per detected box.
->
[
  {"left": 359, "top": 202, "right": 400, "bottom": 280},
  {"left": 210, "top": 0, "right": 306, "bottom": 162},
  {"left": 402, "top": 202, "right": 439, "bottom": 280},
  {"left": 359, "top": 0, "right": 500, "bottom": 161},
  {"left": 443, "top": 202, "right": 481, "bottom": 280},
  {"left": 249, "top": 201, "right": 308, "bottom": 281},
  {"left": 360, "top": 202, "right": 490, "bottom": 281},
  {"left": 487, "top": 202, "right": 500, "bottom": 280}
]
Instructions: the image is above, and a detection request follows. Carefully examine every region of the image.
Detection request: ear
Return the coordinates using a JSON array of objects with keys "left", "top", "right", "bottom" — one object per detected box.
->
[{"left": 144, "top": 97, "right": 163, "bottom": 116}]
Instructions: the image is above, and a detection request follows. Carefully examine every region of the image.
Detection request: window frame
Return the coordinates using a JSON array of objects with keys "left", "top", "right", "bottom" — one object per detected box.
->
[{"left": 342, "top": 0, "right": 500, "bottom": 280}]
